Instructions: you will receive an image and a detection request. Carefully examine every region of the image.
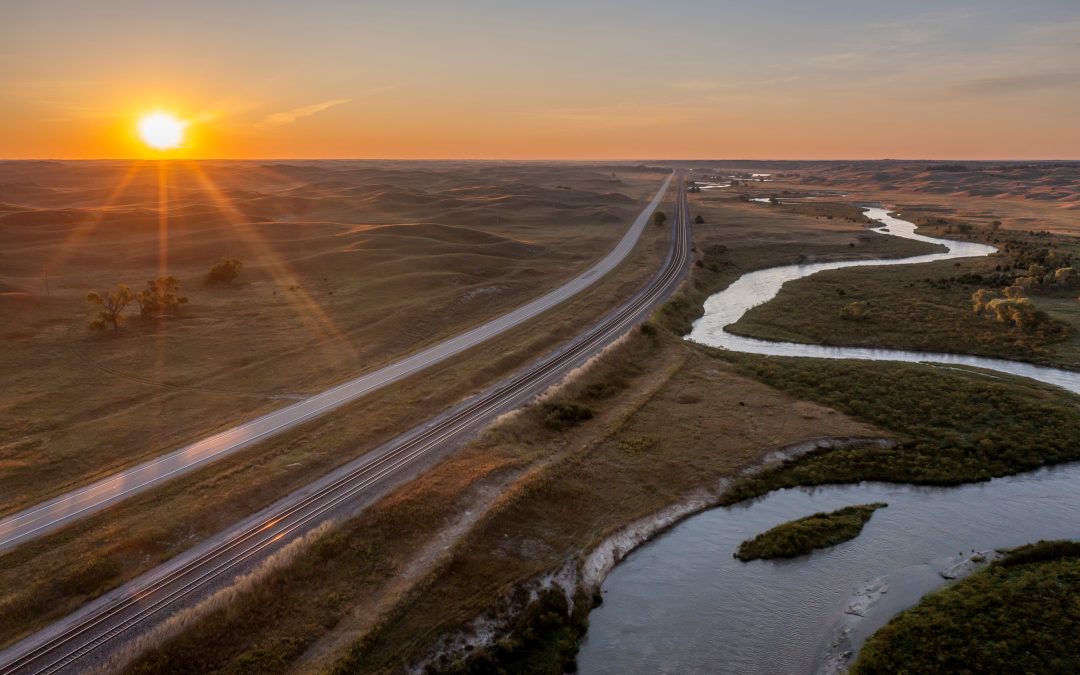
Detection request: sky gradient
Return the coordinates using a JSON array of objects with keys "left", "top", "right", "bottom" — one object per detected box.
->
[{"left": 2, "top": 0, "right": 1079, "bottom": 159}]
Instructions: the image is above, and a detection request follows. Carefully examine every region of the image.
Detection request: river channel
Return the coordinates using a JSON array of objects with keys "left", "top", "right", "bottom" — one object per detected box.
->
[{"left": 578, "top": 207, "right": 1080, "bottom": 673}]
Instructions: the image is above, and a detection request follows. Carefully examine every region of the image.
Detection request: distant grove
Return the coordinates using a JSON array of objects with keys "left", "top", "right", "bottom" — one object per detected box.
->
[{"left": 85, "top": 257, "right": 241, "bottom": 332}]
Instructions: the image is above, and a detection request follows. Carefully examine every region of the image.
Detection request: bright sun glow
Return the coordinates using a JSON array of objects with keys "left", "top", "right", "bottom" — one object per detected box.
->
[{"left": 138, "top": 113, "right": 186, "bottom": 150}]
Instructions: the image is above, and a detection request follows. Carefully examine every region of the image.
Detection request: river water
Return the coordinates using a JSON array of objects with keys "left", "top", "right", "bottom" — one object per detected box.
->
[
  {"left": 577, "top": 466, "right": 1080, "bottom": 674},
  {"left": 577, "top": 208, "right": 1080, "bottom": 673}
]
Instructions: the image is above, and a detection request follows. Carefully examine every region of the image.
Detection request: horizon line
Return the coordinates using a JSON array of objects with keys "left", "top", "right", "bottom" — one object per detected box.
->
[{"left": 3, "top": 157, "right": 1079, "bottom": 163}]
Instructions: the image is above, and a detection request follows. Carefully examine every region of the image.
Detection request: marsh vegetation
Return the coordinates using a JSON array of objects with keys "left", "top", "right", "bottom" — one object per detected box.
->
[
  {"left": 735, "top": 503, "right": 886, "bottom": 561},
  {"left": 718, "top": 353, "right": 1080, "bottom": 504},
  {"left": 853, "top": 540, "right": 1080, "bottom": 674}
]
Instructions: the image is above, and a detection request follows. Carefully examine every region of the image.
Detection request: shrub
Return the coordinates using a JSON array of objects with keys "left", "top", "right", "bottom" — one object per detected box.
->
[
  {"left": 205, "top": 257, "right": 243, "bottom": 285},
  {"left": 540, "top": 402, "right": 593, "bottom": 431}
]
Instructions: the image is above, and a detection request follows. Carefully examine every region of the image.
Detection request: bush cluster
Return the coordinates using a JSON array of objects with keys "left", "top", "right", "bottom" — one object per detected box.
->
[{"left": 540, "top": 402, "right": 594, "bottom": 431}]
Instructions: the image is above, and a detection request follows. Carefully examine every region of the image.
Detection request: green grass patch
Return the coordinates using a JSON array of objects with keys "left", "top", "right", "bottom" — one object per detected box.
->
[
  {"left": 853, "top": 540, "right": 1080, "bottom": 674},
  {"left": 735, "top": 503, "right": 886, "bottom": 561},
  {"left": 717, "top": 353, "right": 1080, "bottom": 504}
]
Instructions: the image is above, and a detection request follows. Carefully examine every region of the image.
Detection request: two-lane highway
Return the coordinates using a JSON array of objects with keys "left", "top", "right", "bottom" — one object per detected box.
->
[
  {"left": 0, "top": 175, "right": 694, "bottom": 675},
  {"left": 0, "top": 173, "right": 672, "bottom": 553}
]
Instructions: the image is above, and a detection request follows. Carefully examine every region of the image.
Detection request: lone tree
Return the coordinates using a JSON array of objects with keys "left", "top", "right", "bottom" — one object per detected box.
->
[
  {"left": 87, "top": 284, "right": 134, "bottom": 331},
  {"left": 653, "top": 211, "right": 667, "bottom": 228},
  {"left": 136, "top": 276, "right": 188, "bottom": 317},
  {"left": 694, "top": 214, "right": 705, "bottom": 224},
  {"left": 206, "top": 257, "right": 242, "bottom": 286}
]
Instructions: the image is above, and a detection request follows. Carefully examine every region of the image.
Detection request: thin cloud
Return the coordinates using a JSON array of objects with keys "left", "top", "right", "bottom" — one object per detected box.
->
[
  {"left": 955, "top": 72, "right": 1080, "bottom": 95},
  {"left": 672, "top": 80, "right": 719, "bottom": 92},
  {"left": 259, "top": 98, "right": 349, "bottom": 128},
  {"left": 541, "top": 107, "right": 690, "bottom": 129}
]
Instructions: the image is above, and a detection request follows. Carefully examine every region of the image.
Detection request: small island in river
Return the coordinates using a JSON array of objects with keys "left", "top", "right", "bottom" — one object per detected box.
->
[{"left": 736, "top": 503, "right": 887, "bottom": 561}]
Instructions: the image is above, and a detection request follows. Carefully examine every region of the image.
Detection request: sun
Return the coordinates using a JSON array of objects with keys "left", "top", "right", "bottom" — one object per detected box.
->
[{"left": 138, "top": 112, "right": 186, "bottom": 150}]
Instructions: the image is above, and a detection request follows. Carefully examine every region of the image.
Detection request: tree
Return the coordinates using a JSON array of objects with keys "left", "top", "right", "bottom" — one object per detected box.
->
[
  {"left": 694, "top": 214, "right": 705, "bottom": 224},
  {"left": 1053, "top": 267, "right": 1077, "bottom": 289},
  {"left": 87, "top": 284, "right": 134, "bottom": 331},
  {"left": 973, "top": 285, "right": 1044, "bottom": 330},
  {"left": 986, "top": 297, "right": 1038, "bottom": 329},
  {"left": 136, "top": 276, "right": 188, "bottom": 317},
  {"left": 769, "top": 196, "right": 780, "bottom": 205},
  {"left": 972, "top": 288, "right": 997, "bottom": 313},
  {"left": 206, "top": 257, "right": 242, "bottom": 285},
  {"left": 652, "top": 211, "right": 667, "bottom": 228}
]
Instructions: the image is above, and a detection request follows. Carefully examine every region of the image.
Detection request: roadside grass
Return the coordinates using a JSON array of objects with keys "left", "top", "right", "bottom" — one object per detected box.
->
[
  {"left": 0, "top": 197, "right": 673, "bottom": 651},
  {"left": 0, "top": 164, "right": 665, "bottom": 513},
  {"left": 735, "top": 503, "right": 886, "bottom": 561},
  {"left": 717, "top": 353, "right": 1080, "bottom": 505},
  {"left": 853, "top": 540, "right": 1080, "bottom": 674},
  {"left": 118, "top": 329, "right": 881, "bottom": 675}
]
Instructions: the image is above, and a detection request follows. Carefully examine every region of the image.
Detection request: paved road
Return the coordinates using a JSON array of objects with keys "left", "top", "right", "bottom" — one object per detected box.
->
[
  {"left": 0, "top": 176, "right": 693, "bottom": 675},
  {"left": 0, "top": 174, "right": 672, "bottom": 553}
]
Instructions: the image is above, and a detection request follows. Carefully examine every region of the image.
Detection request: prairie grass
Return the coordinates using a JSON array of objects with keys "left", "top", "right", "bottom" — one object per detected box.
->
[
  {"left": 0, "top": 195, "right": 674, "bottom": 650},
  {"left": 0, "top": 162, "right": 666, "bottom": 512}
]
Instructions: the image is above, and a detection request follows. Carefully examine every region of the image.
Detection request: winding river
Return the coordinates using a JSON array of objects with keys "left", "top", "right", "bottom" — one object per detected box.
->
[
  {"left": 577, "top": 207, "right": 1080, "bottom": 673},
  {"left": 690, "top": 208, "right": 1080, "bottom": 395}
]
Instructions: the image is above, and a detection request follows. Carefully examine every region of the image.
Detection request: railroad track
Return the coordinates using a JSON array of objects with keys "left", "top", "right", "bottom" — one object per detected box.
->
[{"left": 0, "top": 174, "right": 692, "bottom": 675}]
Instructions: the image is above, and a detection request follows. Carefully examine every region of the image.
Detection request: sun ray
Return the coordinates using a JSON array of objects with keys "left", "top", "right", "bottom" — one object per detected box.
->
[
  {"left": 41, "top": 160, "right": 147, "bottom": 277},
  {"left": 182, "top": 161, "right": 358, "bottom": 366},
  {"left": 157, "top": 160, "right": 170, "bottom": 279}
]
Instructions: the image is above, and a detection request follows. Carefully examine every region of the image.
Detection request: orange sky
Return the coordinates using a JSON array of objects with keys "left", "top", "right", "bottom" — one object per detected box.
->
[{"left": 2, "top": 1, "right": 1079, "bottom": 159}]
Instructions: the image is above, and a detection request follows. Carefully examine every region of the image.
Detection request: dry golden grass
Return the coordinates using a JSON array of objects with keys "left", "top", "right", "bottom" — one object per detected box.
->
[
  {"left": 0, "top": 161, "right": 665, "bottom": 513},
  {"left": 0, "top": 184, "right": 675, "bottom": 650}
]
